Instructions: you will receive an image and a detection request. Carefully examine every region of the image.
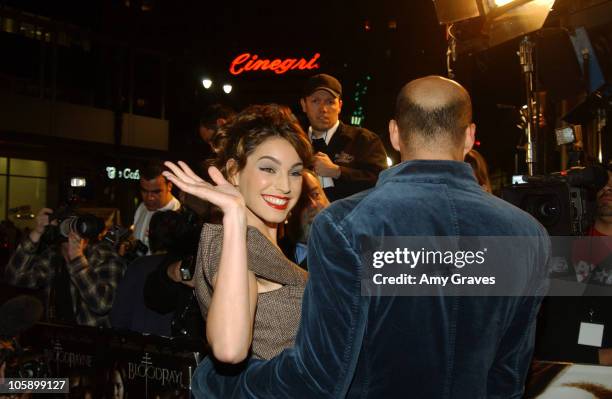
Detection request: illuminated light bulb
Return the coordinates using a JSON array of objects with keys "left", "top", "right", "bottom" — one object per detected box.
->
[
  {"left": 222, "top": 84, "right": 232, "bottom": 94},
  {"left": 202, "top": 78, "right": 212, "bottom": 89}
]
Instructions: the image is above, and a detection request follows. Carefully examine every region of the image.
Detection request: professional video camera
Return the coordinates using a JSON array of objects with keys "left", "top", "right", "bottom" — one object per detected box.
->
[
  {"left": 502, "top": 166, "right": 608, "bottom": 236},
  {"left": 103, "top": 224, "right": 148, "bottom": 263}
]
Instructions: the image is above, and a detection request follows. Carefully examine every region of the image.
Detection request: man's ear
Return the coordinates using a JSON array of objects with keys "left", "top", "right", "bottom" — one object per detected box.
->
[
  {"left": 167, "top": 181, "right": 173, "bottom": 191},
  {"left": 226, "top": 159, "right": 239, "bottom": 185},
  {"left": 338, "top": 98, "right": 343, "bottom": 112},
  {"left": 300, "top": 98, "right": 307, "bottom": 113},
  {"left": 389, "top": 119, "right": 401, "bottom": 152},
  {"left": 463, "top": 123, "right": 476, "bottom": 157}
]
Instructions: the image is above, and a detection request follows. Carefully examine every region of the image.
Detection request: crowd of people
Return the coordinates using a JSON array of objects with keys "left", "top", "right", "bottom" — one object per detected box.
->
[{"left": 1, "top": 73, "right": 611, "bottom": 398}]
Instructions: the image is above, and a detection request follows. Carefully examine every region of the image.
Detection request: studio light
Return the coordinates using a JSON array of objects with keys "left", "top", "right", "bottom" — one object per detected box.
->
[
  {"left": 433, "top": 0, "right": 556, "bottom": 176},
  {"left": 222, "top": 84, "right": 232, "bottom": 94},
  {"left": 485, "top": 0, "right": 555, "bottom": 49},
  {"left": 432, "top": 0, "right": 555, "bottom": 50},
  {"left": 202, "top": 78, "right": 212, "bottom": 89}
]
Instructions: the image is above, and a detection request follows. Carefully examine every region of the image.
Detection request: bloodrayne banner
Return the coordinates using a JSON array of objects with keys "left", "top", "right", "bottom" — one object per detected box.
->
[{"left": 19, "top": 323, "right": 202, "bottom": 398}]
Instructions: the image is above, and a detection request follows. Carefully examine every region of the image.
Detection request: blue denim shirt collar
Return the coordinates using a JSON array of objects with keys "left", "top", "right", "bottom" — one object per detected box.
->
[{"left": 377, "top": 159, "right": 479, "bottom": 189}]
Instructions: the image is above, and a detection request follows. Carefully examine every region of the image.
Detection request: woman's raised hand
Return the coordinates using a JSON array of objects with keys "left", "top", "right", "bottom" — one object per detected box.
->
[{"left": 163, "top": 161, "right": 245, "bottom": 215}]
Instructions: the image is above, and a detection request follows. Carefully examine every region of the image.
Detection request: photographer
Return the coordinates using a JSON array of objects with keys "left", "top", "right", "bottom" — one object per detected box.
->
[
  {"left": 142, "top": 208, "right": 204, "bottom": 341},
  {"left": 4, "top": 207, "right": 125, "bottom": 327},
  {"left": 133, "top": 162, "right": 181, "bottom": 254},
  {"left": 111, "top": 210, "right": 189, "bottom": 336}
]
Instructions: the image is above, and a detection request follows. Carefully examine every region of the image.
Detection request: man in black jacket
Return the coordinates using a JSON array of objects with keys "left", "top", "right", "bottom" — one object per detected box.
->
[
  {"left": 300, "top": 74, "right": 387, "bottom": 201},
  {"left": 141, "top": 209, "right": 204, "bottom": 341}
]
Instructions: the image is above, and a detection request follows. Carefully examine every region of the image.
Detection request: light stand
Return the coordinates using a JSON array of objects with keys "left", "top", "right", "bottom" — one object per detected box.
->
[{"left": 518, "top": 36, "right": 538, "bottom": 176}]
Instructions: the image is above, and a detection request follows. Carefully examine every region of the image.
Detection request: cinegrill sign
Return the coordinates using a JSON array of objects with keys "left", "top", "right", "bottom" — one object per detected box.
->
[{"left": 229, "top": 53, "right": 320, "bottom": 75}]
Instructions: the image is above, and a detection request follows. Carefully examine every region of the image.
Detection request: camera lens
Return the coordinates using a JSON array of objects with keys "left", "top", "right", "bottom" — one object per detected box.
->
[
  {"left": 521, "top": 194, "right": 561, "bottom": 228},
  {"left": 58, "top": 215, "right": 103, "bottom": 239},
  {"left": 539, "top": 202, "right": 559, "bottom": 218},
  {"left": 59, "top": 216, "right": 78, "bottom": 238},
  {"left": 74, "top": 215, "right": 102, "bottom": 238}
]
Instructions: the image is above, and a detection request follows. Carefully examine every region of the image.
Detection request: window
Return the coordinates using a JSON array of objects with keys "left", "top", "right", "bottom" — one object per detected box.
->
[
  {"left": 0, "top": 174, "right": 6, "bottom": 221},
  {"left": 0, "top": 158, "right": 48, "bottom": 231},
  {"left": 10, "top": 158, "right": 47, "bottom": 177}
]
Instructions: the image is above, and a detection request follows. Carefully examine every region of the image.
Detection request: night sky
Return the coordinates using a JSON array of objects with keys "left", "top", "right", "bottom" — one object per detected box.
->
[{"left": 2, "top": 0, "right": 591, "bottom": 176}]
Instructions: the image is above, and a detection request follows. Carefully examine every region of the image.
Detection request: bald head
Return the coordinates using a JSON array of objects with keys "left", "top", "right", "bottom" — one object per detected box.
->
[
  {"left": 401, "top": 76, "right": 471, "bottom": 112},
  {"left": 392, "top": 76, "right": 474, "bottom": 160}
]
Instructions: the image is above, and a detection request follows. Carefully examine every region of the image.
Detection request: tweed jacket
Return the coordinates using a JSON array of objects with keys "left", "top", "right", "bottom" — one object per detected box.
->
[{"left": 194, "top": 223, "right": 308, "bottom": 360}]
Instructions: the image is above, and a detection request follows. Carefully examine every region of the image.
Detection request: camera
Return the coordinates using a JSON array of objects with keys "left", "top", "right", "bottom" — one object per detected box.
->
[
  {"left": 179, "top": 255, "right": 196, "bottom": 281},
  {"left": 0, "top": 296, "right": 47, "bottom": 378},
  {"left": 57, "top": 215, "right": 103, "bottom": 239},
  {"left": 47, "top": 206, "right": 105, "bottom": 241},
  {"left": 0, "top": 338, "right": 48, "bottom": 378},
  {"left": 38, "top": 207, "right": 105, "bottom": 250},
  {"left": 103, "top": 224, "right": 148, "bottom": 263},
  {"left": 502, "top": 166, "right": 608, "bottom": 235}
]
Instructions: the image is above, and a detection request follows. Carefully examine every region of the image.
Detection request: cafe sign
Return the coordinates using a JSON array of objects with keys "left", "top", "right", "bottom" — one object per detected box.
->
[{"left": 105, "top": 166, "right": 140, "bottom": 180}]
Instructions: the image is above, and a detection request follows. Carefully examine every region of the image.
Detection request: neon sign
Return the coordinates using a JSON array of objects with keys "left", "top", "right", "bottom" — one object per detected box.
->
[
  {"left": 229, "top": 53, "right": 320, "bottom": 75},
  {"left": 105, "top": 166, "right": 140, "bottom": 180}
]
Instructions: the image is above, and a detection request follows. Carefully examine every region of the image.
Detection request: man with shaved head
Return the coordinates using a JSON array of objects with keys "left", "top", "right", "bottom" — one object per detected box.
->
[
  {"left": 389, "top": 75, "right": 475, "bottom": 160},
  {"left": 191, "top": 76, "right": 550, "bottom": 399}
]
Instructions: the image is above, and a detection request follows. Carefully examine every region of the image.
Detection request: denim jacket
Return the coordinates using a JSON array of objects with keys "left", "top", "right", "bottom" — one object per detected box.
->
[{"left": 192, "top": 160, "right": 550, "bottom": 399}]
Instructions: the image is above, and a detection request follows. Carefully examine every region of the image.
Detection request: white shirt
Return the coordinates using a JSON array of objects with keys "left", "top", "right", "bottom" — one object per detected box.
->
[
  {"left": 132, "top": 196, "right": 181, "bottom": 252},
  {"left": 308, "top": 120, "right": 340, "bottom": 189}
]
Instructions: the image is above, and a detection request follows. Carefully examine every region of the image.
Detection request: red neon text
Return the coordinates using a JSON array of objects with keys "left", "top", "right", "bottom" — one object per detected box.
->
[{"left": 229, "top": 53, "right": 320, "bottom": 75}]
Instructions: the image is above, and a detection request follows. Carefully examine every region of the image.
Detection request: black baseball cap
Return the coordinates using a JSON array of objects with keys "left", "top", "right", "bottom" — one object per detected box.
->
[{"left": 303, "top": 74, "right": 342, "bottom": 98}]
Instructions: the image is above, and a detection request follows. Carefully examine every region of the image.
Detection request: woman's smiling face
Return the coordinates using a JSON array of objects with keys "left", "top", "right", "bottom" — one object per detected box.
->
[{"left": 231, "top": 137, "right": 304, "bottom": 228}]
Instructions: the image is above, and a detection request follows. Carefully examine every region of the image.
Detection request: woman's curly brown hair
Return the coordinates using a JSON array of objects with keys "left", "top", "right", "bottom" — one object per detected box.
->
[{"left": 209, "top": 104, "right": 313, "bottom": 177}]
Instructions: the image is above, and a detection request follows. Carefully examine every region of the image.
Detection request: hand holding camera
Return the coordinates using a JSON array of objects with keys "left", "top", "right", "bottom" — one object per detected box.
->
[
  {"left": 166, "top": 259, "right": 196, "bottom": 288},
  {"left": 64, "top": 231, "right": 86, "bottom": 262},
  {"left": 29, "top": 208, "right": 55, "bottom": 244},
  {"left": 29, "top": 206, "right": 104, "bottom": 256}
]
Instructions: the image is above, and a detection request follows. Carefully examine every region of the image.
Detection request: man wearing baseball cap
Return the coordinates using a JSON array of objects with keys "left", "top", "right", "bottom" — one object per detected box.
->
[{"left": 300, "top": 73, "right": 387, "bottom": 201}]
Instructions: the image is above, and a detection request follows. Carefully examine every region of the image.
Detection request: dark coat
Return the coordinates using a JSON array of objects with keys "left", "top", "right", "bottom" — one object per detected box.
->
[
  {"left": 320, "top": 122, "right": 387, "bottom": 202},
  {"left": 111, "top": 254, "right": 173, "bottom": 336}
]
